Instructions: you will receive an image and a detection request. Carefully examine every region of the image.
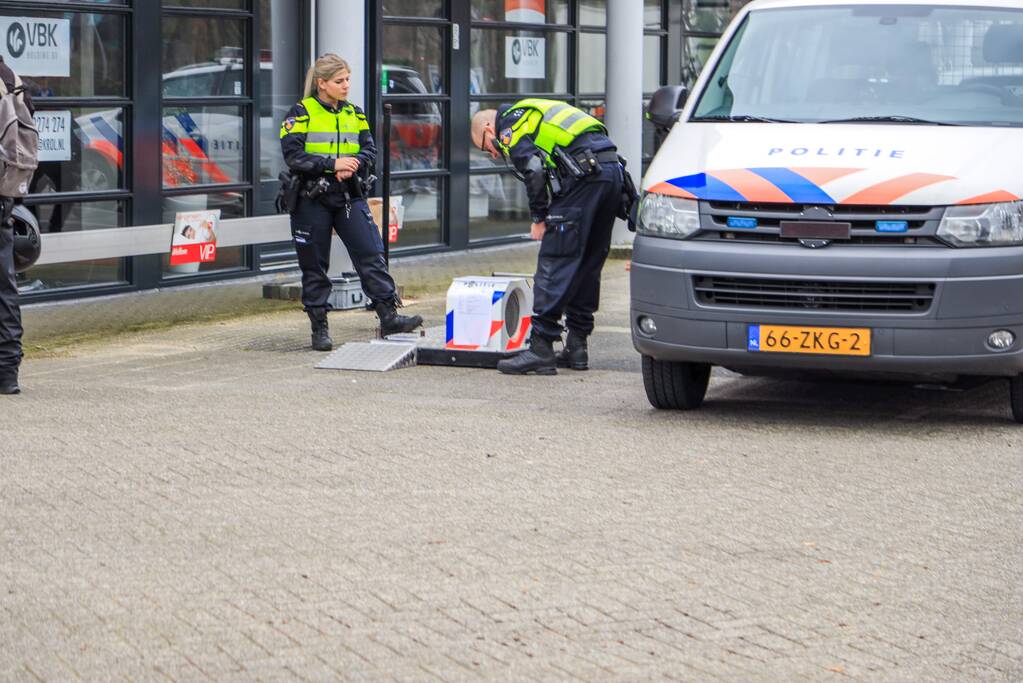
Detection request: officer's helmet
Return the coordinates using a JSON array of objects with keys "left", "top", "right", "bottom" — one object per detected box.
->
[{"left": 10, "top": 204, "right": 41, "bottom": 273}]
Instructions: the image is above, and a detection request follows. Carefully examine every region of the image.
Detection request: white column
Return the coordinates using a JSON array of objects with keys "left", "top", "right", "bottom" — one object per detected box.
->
[
  {"left": 316, "top": 0, "right": 366, "bottom": 108},
  {"left": 605, "top": 0, "right": 644, "bottom": 246},
  {"left": 316, "top": 0, "right": 368, "bottom": 278}
]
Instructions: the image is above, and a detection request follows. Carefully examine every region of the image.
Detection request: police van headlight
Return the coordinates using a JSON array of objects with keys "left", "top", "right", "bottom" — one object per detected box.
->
[
  {"left": 637, "top": 193, "right": 701, "bottom": 240},
  {"left": 937, "top": 201, "right": 1023, "bottom": 247}
]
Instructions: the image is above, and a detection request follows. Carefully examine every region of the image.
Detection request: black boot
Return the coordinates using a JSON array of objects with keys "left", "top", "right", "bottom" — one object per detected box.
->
[
  {"left": 374, "top": 300, "right": 423, "bottom": 336},
  {"left": 0, "top": 368, "right": 20, "bottom": 395},
  {"left": 497, "top": 334, "right": 557, "bottom": 375},
  {"left": 556, "top": 330, "right": 589, "bottom": 371},
  {"left": 307, "top": 309, "right": 333, "bottom": 351}
]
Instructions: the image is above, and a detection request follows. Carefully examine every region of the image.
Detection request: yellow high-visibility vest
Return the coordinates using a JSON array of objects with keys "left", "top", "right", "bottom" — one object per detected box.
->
[
  {"left": 280, "top": 97, "right": 368, "bottom": 157},
  {"left": 497, "top": 98, "right": 606, "bottom": 157}
]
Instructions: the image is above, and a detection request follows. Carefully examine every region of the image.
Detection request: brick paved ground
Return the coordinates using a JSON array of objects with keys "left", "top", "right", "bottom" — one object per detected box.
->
[{"left": 2, "top": 266, "right": 1022, "bottom": 681}]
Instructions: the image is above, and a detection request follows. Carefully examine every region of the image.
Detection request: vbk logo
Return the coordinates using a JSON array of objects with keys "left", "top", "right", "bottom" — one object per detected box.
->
[
  {"left": 511, "top": 38, "right": 522, "bottom": 65},
  {"left": 6, "top": 22, "right": 25, "bottom": 58},
  {"left": 5, "top": 20, "right": 59, "bottom": 58}
]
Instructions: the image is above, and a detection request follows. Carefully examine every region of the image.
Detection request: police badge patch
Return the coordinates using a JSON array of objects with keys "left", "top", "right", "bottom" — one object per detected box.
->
[
  {"left": 500, "top": 128, "right": 513, "bottom": 146},
  {"left": 284, "top": 117, "right": 296, "bottom": 132}
]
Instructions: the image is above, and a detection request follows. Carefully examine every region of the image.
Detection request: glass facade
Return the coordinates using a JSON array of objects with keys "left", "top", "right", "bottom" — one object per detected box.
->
[
  {"left": 6, "top": 0, "right": 309, "bottom": 300},
  {"left": 467, "top": 1, "right": 606, "bottom": 242},
  {"left": 381, "top": 6, "right": 449, "bottom": 248},
  {"left": 5, "top": 0, "right": 752, "bottom": 303},
  {"left": 1, "top": 4, "right": 131, "bottom": 295},
  {"left": 160, "top": 3, "right": 252, "bottom": 278}
]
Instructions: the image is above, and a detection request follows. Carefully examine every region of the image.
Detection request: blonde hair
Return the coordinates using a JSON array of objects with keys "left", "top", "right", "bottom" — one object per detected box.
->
[{"left": 304, "top": 53, "right": 351, "bottom": 98}]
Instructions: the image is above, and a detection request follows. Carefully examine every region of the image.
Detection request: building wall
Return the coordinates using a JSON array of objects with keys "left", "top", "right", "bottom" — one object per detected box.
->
[{"left": 4, "top": 0, "right": 750, "bottom": 304}]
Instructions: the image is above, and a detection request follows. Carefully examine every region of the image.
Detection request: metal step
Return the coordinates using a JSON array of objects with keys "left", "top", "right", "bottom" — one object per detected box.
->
[
  {"left": 315, "top": 341, "right": 417, "bottom": 372},
  {"left": 315, "top": 326, "right": 526, "bottom": 372}
]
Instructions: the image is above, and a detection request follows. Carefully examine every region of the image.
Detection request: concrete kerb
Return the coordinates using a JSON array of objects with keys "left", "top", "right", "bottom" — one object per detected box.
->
[{"left": 21, "top": 241, "right": 545, "bottom": 350}]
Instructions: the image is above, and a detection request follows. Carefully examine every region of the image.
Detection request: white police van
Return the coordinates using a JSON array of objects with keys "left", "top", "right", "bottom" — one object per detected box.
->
[{"left": 633, "top": 0, "right": 1023, "bottom": 420}]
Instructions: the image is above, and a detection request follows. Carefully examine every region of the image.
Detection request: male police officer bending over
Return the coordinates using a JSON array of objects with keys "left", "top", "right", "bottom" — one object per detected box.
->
[
  {"left": 472, "top": 100, "right": 625, "bottom": 375},
  {"left": 0, "top": 56, "right": 34, "bottom": 395}
]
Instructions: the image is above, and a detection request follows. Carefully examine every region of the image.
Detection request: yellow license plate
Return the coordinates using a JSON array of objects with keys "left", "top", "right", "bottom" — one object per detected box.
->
[{"left": 748, "top": 324, "right": 871, "bottom": 356}]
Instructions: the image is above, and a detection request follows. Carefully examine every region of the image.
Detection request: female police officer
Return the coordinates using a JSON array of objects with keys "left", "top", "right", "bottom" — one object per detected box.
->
[{"left": 280, "top": 53, "right": 421, "bottom": 351}]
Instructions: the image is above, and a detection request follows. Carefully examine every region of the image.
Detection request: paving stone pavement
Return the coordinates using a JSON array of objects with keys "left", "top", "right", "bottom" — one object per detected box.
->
[{"left": 2, "top": 266, "right": 1023, "bottom": 681}]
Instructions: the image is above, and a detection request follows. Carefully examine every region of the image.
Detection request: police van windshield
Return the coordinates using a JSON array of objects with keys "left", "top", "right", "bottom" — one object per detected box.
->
[{"left": 692, "top": 5, "right": 1023, "bottom": 127}]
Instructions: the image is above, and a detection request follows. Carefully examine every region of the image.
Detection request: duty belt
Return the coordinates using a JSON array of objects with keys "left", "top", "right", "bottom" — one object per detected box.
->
[
  {"left": 302, "top": 178, "right": 363, "bottom": 199},
  {"left": 552, "top": 146, "right": 620, "bottom": 181},
  {"left": 591, "top": 150, "right": 621, "bottom": 164}
]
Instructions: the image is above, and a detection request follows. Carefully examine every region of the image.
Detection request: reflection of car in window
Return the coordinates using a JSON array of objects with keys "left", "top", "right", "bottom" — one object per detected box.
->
[
  {"left": 382, "top": 65, "right": 444, "bottom": 224},
  {"left": 72, "top": 58, "right": 283, "bottom": 219},
  {"left": 382, "top": 64, "right": 442, "bottom": 177}
]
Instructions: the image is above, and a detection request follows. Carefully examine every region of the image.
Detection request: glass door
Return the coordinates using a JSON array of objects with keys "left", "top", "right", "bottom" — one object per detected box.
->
[
  {"left": 378, "top": 1, "right": 452, "bottom": 250},
  {"left": 468, "top": 0, "right": 572, "bottom": 243}
]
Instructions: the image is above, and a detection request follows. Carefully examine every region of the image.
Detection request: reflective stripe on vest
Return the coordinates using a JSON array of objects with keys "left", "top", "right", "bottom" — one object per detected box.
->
[
  {"left": 504, "top": 98, "right": 606, "bottom": 155},
  {"left": 297, "top": 96, "right": 367, "bottom": 157}
]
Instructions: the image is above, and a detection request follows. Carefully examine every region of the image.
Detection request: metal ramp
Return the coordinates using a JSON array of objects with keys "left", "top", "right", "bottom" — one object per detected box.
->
[
  {"left": 315, "top": 340, "right": 417, "bottom": 372},
  {"left": 315, "top": 326, "right": 526, "bottom": 372}
]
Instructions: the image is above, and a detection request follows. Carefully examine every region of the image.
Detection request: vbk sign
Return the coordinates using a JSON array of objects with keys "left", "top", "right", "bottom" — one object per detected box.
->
[
  {"left": 505, "top": 36, "right": 545, "bottom": 79},
  {"left": 0, "top": 17, "right": 70, "bottom": 77}
]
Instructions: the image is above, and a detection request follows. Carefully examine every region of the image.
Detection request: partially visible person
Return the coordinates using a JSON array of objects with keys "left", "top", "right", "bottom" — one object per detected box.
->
[
  {"left": 0, "top": 56, "right": 36, "bottom": 395},
  {"left": 280, "top": 53, "right": 421, "bottom": 351},
  {"left": 197, "top": 219, "right": 216, "bottom": 243}
]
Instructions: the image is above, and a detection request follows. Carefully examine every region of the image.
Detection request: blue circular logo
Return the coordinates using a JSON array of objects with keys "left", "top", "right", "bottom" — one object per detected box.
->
[{"left": 6, "top": 22, "right": 25, "bottom": 59}]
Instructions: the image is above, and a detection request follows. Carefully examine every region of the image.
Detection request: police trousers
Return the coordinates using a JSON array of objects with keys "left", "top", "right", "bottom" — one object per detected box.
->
[
  {"left": 532, "top": 161, "right": 623, "bottom": 341},
  {"left": 290, "top": 194, "right": 397, "bottom": 312},
  {"left": 0, "top": 202, "right": 23, "bottom": 374}
]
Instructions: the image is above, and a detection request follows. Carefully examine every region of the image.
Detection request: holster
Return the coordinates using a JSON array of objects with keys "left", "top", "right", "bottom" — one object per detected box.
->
[
  {"left": 545, "top": 167, "right": 562, "bottom": 198},
  {"left": 360, "top": 172, "right": 377, "bottom": 198},
  {"left": 275, "top": 170, "right": 302, "bottom": 214},
  {"left": 552, "top": 146, "right": 595, "bottom": 180}
]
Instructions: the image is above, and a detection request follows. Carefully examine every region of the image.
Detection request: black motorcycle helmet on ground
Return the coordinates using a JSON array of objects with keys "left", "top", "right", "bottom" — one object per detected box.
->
[{"left": 9, "top": 203, "right": 40, "bottom": 273}]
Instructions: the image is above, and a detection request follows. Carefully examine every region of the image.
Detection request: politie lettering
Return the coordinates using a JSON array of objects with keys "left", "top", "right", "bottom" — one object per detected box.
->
[{"left": 767, "top": 146, "right": 905, "bottom": 159}]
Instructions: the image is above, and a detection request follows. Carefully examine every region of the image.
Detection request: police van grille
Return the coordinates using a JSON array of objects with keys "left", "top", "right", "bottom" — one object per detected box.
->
[
  {"left": 693, "top": 276, "right": 935, "bottom": 312},
  {"left": 699, "top": 201, "right": 944, "bottom": 246},
  {"left": 697, "top": 232, "right": 944, "bottom": 246}
]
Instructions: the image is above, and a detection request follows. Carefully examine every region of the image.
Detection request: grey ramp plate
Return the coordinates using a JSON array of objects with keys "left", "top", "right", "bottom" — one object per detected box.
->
[{"left": 316, "top": 341, "right": 417, "bottom": 372}]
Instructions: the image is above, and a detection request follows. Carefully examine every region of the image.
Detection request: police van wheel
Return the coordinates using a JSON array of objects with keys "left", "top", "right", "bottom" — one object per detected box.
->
[
  {"left": 642, "top": 355, "right": 711, "bottom": 410},
  {"left": 1009, "top": 375, "right": 1023, "bottom": 424}
]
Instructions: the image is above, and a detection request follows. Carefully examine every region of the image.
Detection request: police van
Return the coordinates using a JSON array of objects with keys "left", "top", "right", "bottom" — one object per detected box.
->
[{"left": 633, "top": 0, "right": 1023, "bottom": 419}]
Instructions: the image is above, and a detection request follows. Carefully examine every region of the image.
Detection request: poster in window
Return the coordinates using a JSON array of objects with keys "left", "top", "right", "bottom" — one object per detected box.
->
[
  {"left": 0, "top": 17, "right": 70, "bottom": 77},
  {"left": 33, "top": 110, "right": 70, "bottom": 162},
  {"left": 505, "top": 37, "right": 545, "bottom": 79},
  {"left": 169, "top": 209, "right": 219, "bottom": 265}
]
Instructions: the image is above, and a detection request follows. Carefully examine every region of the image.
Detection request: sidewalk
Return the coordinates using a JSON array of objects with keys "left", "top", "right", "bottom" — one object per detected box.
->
[{"left": 3, "top": 255, "right": 1023, "bottom": 681}]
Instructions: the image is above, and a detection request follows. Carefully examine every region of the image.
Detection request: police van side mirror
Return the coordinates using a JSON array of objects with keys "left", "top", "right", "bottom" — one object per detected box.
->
[{"left": 646, "top": 85, "right": 689, "bottom": 131}]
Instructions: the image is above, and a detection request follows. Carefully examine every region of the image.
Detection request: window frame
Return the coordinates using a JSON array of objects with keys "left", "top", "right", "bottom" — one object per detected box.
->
[{"left": 0, "top": 0, "right": 134, "bottom": 300}]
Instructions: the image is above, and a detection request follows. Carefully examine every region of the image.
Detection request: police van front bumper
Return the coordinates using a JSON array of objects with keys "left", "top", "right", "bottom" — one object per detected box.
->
[{"left": 630, "top": 236, "right": 1023, "bottom": 379}]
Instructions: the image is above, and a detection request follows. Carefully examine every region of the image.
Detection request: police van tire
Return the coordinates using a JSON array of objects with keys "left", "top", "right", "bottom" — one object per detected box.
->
[
  {"left": 1009, "top": 375, "right": 1023, "bottom": 424},
  {"left": 642, "top": 355, "right": 711, "bottom": 410}
]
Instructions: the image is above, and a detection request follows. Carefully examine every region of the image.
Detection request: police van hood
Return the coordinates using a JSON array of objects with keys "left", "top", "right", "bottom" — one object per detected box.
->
[{"left": 643, "top": 123, "right": 1022, "bottom": 207}]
